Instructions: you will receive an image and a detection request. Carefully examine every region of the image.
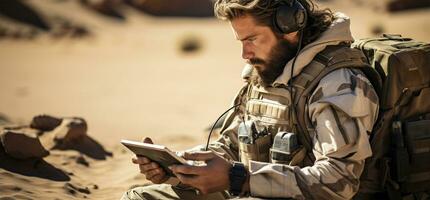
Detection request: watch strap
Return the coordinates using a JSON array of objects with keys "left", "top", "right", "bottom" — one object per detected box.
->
[{"left": 229, "top": 162, "right": 247, "bottom": 196}]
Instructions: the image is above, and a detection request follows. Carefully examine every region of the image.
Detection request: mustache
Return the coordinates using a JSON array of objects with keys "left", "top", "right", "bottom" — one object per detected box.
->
[{"left": 248, "top": 58, "right": 265, "bottom": 65}]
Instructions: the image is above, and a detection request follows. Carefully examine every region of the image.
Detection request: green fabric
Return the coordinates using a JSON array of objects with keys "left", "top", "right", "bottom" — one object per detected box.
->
[
  {"left": 120, "top": 184, "right": 285, "bottom": 200},
  {"left": 352, "top": 35, "right": 430, "bottom": 109},
  {"left": 352, "top": 35, "right": 430, "bottom": 195},
  {"left": 121, "top": 184, "right": 229, "bottom": 200}
]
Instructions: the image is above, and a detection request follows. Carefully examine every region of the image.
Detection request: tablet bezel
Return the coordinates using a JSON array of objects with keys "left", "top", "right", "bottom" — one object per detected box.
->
[{"left": 121, "top": 139, "right": 187, "bottom": 177}]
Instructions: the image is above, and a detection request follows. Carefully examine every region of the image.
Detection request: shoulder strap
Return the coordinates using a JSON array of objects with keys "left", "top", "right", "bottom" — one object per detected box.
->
[{"left": 292, "top": 45, "right": 381, "bottom": 157}]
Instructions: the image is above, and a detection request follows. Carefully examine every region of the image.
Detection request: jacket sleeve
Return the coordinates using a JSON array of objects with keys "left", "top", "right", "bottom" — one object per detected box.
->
[{"left": 248, "top": 68, "right": 379, "bottom": 200}]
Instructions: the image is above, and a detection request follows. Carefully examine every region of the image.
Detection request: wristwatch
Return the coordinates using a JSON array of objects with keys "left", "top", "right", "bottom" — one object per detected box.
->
[{"left": 229, "top": 161, "right": 247, "bottom": 196}]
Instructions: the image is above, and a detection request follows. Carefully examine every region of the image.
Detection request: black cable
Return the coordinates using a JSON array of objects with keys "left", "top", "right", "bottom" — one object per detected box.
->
[
  {"left": 205, "top": 31, "right": 304, "bottom": 152},
  {"left": 288, "top": 30, "right": 304, "bottom": 127},
  {"left": 290, "top": 30, "right": 314, "bottom": 162},
  {"left": 205, "top": 103, "right": 242, "bottom": 151}
]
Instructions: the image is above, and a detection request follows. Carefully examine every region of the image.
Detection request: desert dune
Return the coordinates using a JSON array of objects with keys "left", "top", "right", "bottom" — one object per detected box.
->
[{"left": 0, "top": 0, "right": 429, "bottom": 199}]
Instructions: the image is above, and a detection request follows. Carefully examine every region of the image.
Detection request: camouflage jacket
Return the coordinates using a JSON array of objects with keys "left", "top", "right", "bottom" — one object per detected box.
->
[{"left": 206, "top": 13, "right": 379, "bottom": 200}]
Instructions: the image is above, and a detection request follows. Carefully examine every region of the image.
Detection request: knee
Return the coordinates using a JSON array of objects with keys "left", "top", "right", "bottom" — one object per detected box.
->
[{"left": 121, "top": 187, "right": 151, "bottom": 200}]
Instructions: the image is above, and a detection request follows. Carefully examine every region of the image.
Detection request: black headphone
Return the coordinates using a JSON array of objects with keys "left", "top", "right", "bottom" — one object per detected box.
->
[{"left": 272, "top": 0, "right": 308, "bottom": 34}]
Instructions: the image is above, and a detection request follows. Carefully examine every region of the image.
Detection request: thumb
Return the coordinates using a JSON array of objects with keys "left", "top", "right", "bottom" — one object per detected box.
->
[
  {"left": 143, "top": 137, "right": 153, "bottom": 144},
  {"left": 183, "top": 151, "right": 214, "bottom": 161}
]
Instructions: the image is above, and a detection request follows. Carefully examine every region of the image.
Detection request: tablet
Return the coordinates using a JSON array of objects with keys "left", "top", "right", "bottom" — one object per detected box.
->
[{"left": 121, "top": 139, "right": 188, "bottom": 177}]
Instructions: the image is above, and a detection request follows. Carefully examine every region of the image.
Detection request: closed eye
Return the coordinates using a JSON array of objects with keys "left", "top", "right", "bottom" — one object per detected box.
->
[{"left": 239, "top": 34, "right": 257, "bottom": 42}]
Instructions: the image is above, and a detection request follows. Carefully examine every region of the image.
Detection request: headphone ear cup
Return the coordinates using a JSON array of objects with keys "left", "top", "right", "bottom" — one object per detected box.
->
[{"left": 273, "top": 0, "right": 307, "bottom": 34}]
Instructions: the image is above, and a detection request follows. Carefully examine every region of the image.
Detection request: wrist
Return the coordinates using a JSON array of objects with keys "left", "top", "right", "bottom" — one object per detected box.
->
[{"left": 229, "top": 161, "right": 248, "bottom": 196}]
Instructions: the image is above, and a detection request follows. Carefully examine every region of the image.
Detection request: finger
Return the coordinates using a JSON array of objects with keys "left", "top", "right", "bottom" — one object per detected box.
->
[
  {"left": 133, "top": 156, "right": 151, "bottom": 164},
  {"left": 170, "top": 165, "right": 204, "bottom": 175},
  {"left": 183, "top": 151, "right": 215, "bottom": 161},
  {"left": 214, "top": 151, "right": 226, "bottom": 157},
  {"left": 149, "top": 172, "right": 167, "bottom": 184},
  {"left": 145, "top": 168, "right": 164, "bottom": 180},
  {"left": 139, "top": 162, "right": 160, "bottom": 172},
  {"left": 149, "top": 174, "right": 163, "bottom": 184},
  {"left": 143, "top": 137, "right": 153, "bottom": 144},
  {"left": 174, "top": 173, "right": 197, "bottom": 186}
]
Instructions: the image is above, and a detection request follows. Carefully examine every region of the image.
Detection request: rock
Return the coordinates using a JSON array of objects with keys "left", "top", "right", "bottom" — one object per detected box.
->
[
  {"left": 76, "top": 155, "right": 89, "bottom": 167},
  {"left": 125, "top": 0, "right": 214, "bottom": 17},
  {"left": 371, "top": 24, "right": 385, "bottom": 36},
  {"left": 387, "top": 0, "right": 430, "bottom": 12},
  {"left": 179, "top": 35, "right": 202, "bottom": 54},
  {"left": 65, "top": 118, "right": 87, "bottom": 142},
  {"left": 69, "top": 26, "right": 91, "bottom": 38},
  {"left": 0, "top": 0, "right": 51, "bottom": 31},
  {"left": 0, "top": 113, "right": 11, "bottom": 126},
  {"left": 0, "top": 115, "right": 90, "bottom": 159},
  {"left": 34, "top": 116, "right": 88, "bottom": 151},
  {"left": 49, "top": 18, "right": 91, "bottom": 39},
  {"left": 0, "top": 26, "right": 7, "bottom": 39},
  {"left": 49, "top": 117, "right": 88, "bottom": 146},
  {"left": 64, "top": 183, "right": 91, "bottom": 195},
  {"left": 30, "top": 115, "right": 63, "bottom": 131},
  {"left": 0, "top": 115, "right": 91, "bottom": 160},
  {"left": 0, "top": 128, "right": 49, "bottom": 159},
  {"left": 80, "top": 0, "right": 126, "bottom": 21}
]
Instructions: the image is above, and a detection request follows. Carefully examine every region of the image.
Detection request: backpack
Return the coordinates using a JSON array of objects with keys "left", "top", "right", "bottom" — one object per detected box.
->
[
  {"left": 293, "top": 34, "right": 430, "bottom": 199},
  {"left": 353, "top": 34, "right": 430, "bottom": 199}
]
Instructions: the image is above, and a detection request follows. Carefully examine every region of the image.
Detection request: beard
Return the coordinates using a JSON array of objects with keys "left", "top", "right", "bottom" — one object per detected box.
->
[{"left": 249, "top": 39, "right": 298, "bottom": 87}]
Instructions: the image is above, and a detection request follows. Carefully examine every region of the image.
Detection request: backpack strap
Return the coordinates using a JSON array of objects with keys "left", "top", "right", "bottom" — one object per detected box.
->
[{"left": 292, "top": 45, "right": 381, "bottom": 159}]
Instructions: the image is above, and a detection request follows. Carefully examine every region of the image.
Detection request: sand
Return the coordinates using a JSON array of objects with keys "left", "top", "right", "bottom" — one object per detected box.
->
[{"left": 0, "top": 0, "right": 429, "bottom": 199}]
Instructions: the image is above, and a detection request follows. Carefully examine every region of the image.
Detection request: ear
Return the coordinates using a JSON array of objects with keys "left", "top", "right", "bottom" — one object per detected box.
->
[{"left": 282, "top": 31, "right": 299, "bottom": 43}]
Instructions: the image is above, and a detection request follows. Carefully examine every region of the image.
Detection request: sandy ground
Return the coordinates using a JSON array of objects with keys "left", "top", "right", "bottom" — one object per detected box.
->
[{"left": 0, "top": 0, "right": 429, "bottom": 199}]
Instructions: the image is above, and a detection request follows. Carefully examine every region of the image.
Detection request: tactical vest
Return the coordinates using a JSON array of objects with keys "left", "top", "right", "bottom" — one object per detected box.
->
[
  {"left": 237, "top": 44, "right": 377, "bottom": 168},
  {"left": 239, "top": 82, "right": 297, "bottom": 166}
]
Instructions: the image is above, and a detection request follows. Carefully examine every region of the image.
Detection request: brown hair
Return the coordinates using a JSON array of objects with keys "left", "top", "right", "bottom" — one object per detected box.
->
[{"left": 214, "top": 0, "right": 335, "bottom": 45}]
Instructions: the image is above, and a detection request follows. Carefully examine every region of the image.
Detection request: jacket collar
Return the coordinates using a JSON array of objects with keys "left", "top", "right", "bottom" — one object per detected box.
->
[{"left": 271, "top": 12, "right": 354, "bottom": 87}]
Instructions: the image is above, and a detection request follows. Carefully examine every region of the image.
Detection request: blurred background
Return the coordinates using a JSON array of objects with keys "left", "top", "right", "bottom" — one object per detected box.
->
[{"left": 1, "top": 0, "right": 429, "bottom": 148}]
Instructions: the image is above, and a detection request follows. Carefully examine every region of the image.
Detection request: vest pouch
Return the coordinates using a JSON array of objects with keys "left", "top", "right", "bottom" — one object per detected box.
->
[
  {"left": 239, "top": 134, "right": 271, "bottom": 167},
  {"left": 270, "top": 132, "right": 300, "bottom": 164},
  {"left": 398, "top": 114, "right": 430, "bottom": 194},
  {"left": 390, "top": 121, "right": 410, "bottom": 183}
]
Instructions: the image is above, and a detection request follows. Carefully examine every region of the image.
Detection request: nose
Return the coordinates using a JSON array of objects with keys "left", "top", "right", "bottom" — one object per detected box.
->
[{"left": 241, "top": 43, "right": 254, "bottom": 60}]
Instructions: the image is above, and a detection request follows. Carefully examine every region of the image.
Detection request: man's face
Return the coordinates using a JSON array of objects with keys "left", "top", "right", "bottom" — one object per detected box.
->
[{"left": 231, "top": 14, "right": 298, "bottom": 86}]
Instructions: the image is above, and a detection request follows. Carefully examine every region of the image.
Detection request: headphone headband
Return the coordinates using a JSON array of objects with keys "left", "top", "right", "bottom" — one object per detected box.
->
[{"left": 274, "top": 0, "right": 293, "bottom": 6}]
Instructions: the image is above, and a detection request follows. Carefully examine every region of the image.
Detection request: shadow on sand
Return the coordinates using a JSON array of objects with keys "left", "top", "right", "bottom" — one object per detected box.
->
[
  {"left": 0, "top": 133, "right": 112, "bottom": 181},
  {"left": 0, "top": 144, "right": 70, "bottom": 182},
  {"left": 54, "top": 135, "right": 113, "bottom": 160}
]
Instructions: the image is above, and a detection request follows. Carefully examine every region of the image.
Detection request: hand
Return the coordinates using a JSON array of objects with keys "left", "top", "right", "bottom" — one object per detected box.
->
[
  {"left": 169, "top": 151, "right": 232, "bottom": 194},
  {"left": 131, "top": 137, "right": 169, "bottom": 184}
]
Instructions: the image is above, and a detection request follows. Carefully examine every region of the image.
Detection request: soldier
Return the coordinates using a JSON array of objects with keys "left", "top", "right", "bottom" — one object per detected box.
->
[{"left": 122, "top": 0, "right": 379, "bottom": 199}]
